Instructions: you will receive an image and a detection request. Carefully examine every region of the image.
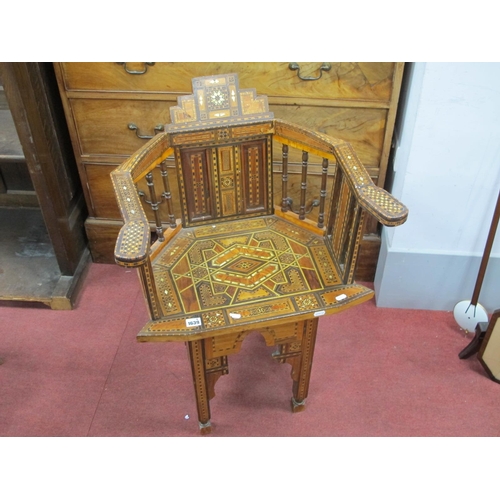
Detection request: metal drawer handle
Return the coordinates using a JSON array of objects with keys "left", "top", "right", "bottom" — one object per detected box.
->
[
  {"left": 288, "top": 62, "right": 331, "bottom": 81},
  {"left": 116, "top": 62, "right": 155, "bottom": 75},
  {"left": 127, "top": 123, "right": 164, "bottom": 140}
]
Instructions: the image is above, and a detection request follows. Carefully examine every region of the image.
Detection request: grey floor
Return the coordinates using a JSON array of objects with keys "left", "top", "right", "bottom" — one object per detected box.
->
[{"left": 0, "top": 207, "right": 60, "bottom": 303}]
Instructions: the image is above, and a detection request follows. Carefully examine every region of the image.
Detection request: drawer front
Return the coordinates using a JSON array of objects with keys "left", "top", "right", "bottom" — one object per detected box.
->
[
  {"left": 271, "top": 104, "right": 387, "bottom": 170},
  {"left": 72, "top": 97, "right": 385, "bottom": 170},
  {"left": 59, "top": 62, "right": 396, "bottom": 102},
  {"left": 71, "top": 98, "right": 176, "bottom": 156}
]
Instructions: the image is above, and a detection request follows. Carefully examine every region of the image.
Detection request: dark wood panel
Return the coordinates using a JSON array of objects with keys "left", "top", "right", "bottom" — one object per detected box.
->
[
  {"left": 356, "top": 236, "right": 381, "bottom": 282},
  {"left": 1, "top": 63, "right": 87, "bottom": 276},
  {"left": 85, "top": 218, "right": 121, "bottom": 264},
  {"left": 241, "top": 139, "right": 269, "bottom": 214},
  {"left": 180, "top": 147, "right": 214, "bottom": 224}
]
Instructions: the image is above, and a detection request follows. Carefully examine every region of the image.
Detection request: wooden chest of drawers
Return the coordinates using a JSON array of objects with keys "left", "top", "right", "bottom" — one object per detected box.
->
[{"left": 54, "top": 62, "right": 404, "bottom": 280}]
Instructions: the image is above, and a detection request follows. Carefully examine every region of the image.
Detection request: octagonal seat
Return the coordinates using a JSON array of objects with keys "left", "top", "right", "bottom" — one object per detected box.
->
[{"left": 138, "top": 214, "right": 374, "bottom": 342}]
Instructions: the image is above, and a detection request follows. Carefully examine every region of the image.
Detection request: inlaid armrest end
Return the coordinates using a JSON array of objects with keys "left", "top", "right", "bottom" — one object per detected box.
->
[
  {"left": 114, "top": 219, "right": 151, "bottom": 267},
  {"left": 358, "top": 185, "right": 408, "bottom": 227}
]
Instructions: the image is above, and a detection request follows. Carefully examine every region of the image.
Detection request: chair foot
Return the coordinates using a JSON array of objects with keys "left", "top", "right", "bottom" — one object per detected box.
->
[
  {"left": 199, "top": 420, "right": 212, "bottom": 435},
  {"left": 291, "top": 397, "right": 307, "bottom": 413}
]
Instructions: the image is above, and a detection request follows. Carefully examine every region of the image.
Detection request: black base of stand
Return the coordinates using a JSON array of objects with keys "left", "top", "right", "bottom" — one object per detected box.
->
[{"left": 458, "top": 321, "right": 489, "bottom": 359}]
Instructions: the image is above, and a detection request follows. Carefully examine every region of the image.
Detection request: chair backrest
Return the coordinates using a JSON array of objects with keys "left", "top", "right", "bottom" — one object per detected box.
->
[{"left": 166, "top": 73, "right": 275, "bottom": 227}]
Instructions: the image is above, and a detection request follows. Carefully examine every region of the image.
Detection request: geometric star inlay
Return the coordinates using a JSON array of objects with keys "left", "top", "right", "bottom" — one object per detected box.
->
[
  {"left": 155, "top": 216, "right": 342, "bottom": 314},
  {"left": 211, "top": 244, "right": 278, "bottom": 289}
]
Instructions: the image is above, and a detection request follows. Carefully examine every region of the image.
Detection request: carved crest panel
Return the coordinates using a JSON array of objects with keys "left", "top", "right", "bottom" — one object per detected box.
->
[{"left": 167, "top": 73, "right": 273, "bottom": 131}]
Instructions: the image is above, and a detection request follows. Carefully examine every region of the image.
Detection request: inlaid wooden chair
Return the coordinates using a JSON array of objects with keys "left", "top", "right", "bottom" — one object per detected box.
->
[{"left": 111, "top": 74, "right": 408, "bottom": 434}]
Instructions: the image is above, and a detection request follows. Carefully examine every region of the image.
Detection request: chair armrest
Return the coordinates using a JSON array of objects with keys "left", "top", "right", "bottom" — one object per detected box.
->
[
  {"left": 111, "top": 169, "right": 150, "bottom": 267},
  {"left": 110, "top": 156, "right": 153, "bottom": 268},
  {"left": 273, "top": 119, "right": 408, "bottom": 227},
  {"left": 357, "top": 185, "right": 408, "bottom": 227},
  {"left": 110, "top": 133, "right": 173, "bottom": 267},
  {"left": 333, "top": 142, "right": 408, "bottom": 227}
]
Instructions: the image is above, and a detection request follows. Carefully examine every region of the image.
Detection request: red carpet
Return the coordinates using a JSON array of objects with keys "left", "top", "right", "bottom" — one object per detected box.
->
[{"left": 1, "top": 263, "right": 499, "bottom": 437}]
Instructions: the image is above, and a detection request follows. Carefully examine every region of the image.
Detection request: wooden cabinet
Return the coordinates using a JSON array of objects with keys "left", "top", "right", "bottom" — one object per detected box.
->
[
  {"left": 54, "top": 62, "right": 404, "bottom": 280},
  {"left": 0, "top": 63, "right": 89, "bottom": 309}
]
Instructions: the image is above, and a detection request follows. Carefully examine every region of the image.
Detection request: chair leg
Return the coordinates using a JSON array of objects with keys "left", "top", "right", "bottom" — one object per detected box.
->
[
  {"left": 186, "top": 340, "right": 212, "bottom": 435},
  {"left": 271, "top": 318, "right": 319, "bottom": 413},
  {"left": 290, "top": 318, "right": 319, "bottom": 412}
]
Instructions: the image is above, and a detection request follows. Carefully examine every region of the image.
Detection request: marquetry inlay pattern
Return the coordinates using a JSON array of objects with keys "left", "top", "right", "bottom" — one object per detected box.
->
[
  {"left": 195, "top": 218, "right": 267, "bottom": 237},
  {"left": 114, "top": 219, "right": 149, "bottom": 266},
  {"left": 167, "top": 73, "right": 273, "bottom": 132},
  {"left": 247, "top": 145, "right": 260, "bottom": 207},
  {"left": 157, "top": 273, "right": 182, "bottom": 314},
  {"left": 334, "top": 143, "right": 372, "bottom": 188},
  {"left": 112, "top": 173, "right": 146, "bottom": 220},
  {"left": 359, "top": 185, "right": 404, "bottom": 215},
  {"left": 333, "top": 142, "right": 407, "bottom": 225},
  {"left": 295, "top": 293, "right": 321, "bottom": 311},
  {"left": 149, "top": 215, "right": 371, "bottom": 332},
  {"left": 139, "top": 260, "right": 162, "bottom": 320},
  {"left": 202, "top": 311, "right": 226, "bottom": 329},
  {"left": 174, "top": 136, "right": 271, "bottom": 227}
]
